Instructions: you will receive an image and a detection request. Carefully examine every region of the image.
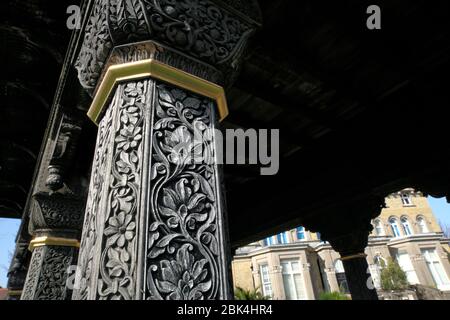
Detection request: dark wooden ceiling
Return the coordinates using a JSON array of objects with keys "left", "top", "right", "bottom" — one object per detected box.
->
[
  {"left": 0, "top": 0, "right": 74, "bottom": 218},
  {"left": 1, "top": 0, "right": 450, "bottom": 247}
]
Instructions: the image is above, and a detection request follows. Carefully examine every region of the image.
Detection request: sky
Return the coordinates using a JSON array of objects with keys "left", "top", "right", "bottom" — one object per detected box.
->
[
  {"left": 0, "top": 196, "right": 449, "bottom": 288},
  {"left": 0, "top": 218, "right": 21, "bottom": 288}
]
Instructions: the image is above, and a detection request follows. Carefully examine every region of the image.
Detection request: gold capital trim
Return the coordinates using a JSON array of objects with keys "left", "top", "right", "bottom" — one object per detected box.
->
[
  {"left": 7, "top": 290, "right": 22, "bottom": 296},
  {"left": 28, "top": 236, "right": 80, "bottom": 251},
  {"left": 340, "top": 253, "right": 367, "bottom": 261},
  {"left": 87, "top": 59, "right": 229, "bottom": 125}
]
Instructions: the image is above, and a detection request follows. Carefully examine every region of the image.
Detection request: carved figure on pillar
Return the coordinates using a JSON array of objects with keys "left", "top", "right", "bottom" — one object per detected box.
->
[{"left": 72, "top": 0, "right": 261, "bottom": 300}]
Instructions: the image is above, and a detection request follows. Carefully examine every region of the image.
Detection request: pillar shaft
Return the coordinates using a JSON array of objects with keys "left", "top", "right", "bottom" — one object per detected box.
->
[
  {"left": 341, "top": 257, "right": 378, "bottom": 300},
  {"left": 7, "top": 241, "right": 30, "bottom": 299},
  {"left": 21, "top": 245, "right": 78, "bottom": 300},
  {"left": 74, "top": 46, "right": 231, "bottom": 300}
]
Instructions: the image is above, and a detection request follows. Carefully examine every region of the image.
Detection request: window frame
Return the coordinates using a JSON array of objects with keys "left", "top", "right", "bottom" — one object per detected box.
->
[
  {"left": 374, "top": 219, "right": 385, "bottom": 236},
  {"left": 277, "top": 232, "right": 288, "bottom": 244},
  {"left": 259, "top": 264, "right": 273, "bottom": 298},
  {"left": 296, "top": 227, "right": 305, "bottom": 241},
  {"left": 280, "top": 259, "right": 307, "bottom": 300},
  {"left": 389, "top": 217, "right": 402, "bottom": 237},
  {"left": 417, "top": 216, "right": 429, "bottom": 233},
  {"left": 401, "top": 193, "right": 413, "bottom": 206},
  {"left": 400, "top": 216, "right": 413, "bottom": 236}
]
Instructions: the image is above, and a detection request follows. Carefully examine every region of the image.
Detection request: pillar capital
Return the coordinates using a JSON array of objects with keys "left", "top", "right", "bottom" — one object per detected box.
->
[
  {"left": 21, "top": 192, "right": 86, "bottom": 300},
  {"left": 302, "top": 195, "right": 385, "bottom": 300},
  {"left": 314, "top": 195, "right": 386, "bottom": 256},
  {"left": 29, "top": 192, "right": 85, "bottom": 238},
  {"left": 76, "top": 0, "right": 262, "bottom": 94}
]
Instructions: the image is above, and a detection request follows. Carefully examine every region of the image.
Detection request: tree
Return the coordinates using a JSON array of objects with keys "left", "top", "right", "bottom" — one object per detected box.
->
[
  {"left": 234, "top": 287, "right": 269, "bottom": 300},
  {"left": 380, "top": 258, "right": 409, "bottom": 291},
  {"left": 319, "top": 291, "right": 350, "bottom": 300}
]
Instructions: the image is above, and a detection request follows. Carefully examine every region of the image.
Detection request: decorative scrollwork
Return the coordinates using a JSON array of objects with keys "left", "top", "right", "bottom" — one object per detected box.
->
[
  {"left": 30, "top": 193, "right": 85, "bottom": 231},
  {"left": 21, "top": 247, "right": 44, "bottom": 300},
  {"left": 146, "top": 83, "right": 223, "bottom": 300},
  {"left": 97, "top": 81, "right": 146, "bottom": 300},
  {"left": 34, "top": 247, "right": 74, "bottom": 300},
  {"left": 75, "top": 0, "right": 260, "bottom": 92},
  {"left": 139, "top": 0, "right": 252, "bottom": 65},
  {"left": 76, "top": 0, "right": 113, "bottom": 93},
  {"left": 74, "top": 87, "right": 116, "bottom": 300}
]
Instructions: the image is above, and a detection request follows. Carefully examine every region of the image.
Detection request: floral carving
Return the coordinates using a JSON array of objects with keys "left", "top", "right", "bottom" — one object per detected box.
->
[
  {"left": 21, "top": 247, "right": 44, "bottom": 300},
  {"left": 97, "top": 81, "right": 146, "bottom": 300},
  {"left": 155, "top": 244, "right": 211, "bottom": 300},
  {"left": 75, "top": 0, "right": 113, "bottom": 93},
  {"left": 73, "top": 85, "right": 116, "bottom": 300},
  {"left": 75, "top": 0, "right": 259, "bottom": 91},
  {"left": 104, "top": 212, "right": 136, "bottom": 247},
  {"left": 21, "top": 247, "right": 74, "bottom": 300},
  {"left": 141, "top": 0, "right": 252, "bottom": 65},
  {"left": 34, "top": 247, "right": 74, "bottom": 300},
  {"left": 146, "top": 83, "right": 226, "bottom": 300}
]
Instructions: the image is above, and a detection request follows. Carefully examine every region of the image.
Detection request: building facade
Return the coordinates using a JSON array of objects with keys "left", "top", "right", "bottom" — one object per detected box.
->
[{"left": 232, "top": 189, "right": 450, "bottom": 299}]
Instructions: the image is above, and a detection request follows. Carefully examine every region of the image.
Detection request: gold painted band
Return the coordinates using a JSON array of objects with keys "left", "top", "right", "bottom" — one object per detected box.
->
[
  {"left": 28, "top": 236, "right": 80, "bottom": 251},
  {"left": 7, "top": 290, "right": 22, "bottom": 296},
  {"left": 340, "top": 253, "right": 367, "bottom": 261},
  {"left": 87, "top": 59, "right": 229, "bottom": 125}
]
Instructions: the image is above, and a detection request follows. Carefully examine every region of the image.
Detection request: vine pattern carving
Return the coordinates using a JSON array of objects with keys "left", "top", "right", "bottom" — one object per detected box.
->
[
  {"left": 97, "top": 81, "right": 146, "bottom": 300},
  {"left": 74, "top": 88, "right": 115, "bottom": 300},
  {"left": 34, "top": 247, "right": 74, "bottom": 300},
  {"left": 75, "top": 80, "right": 228, "bottom": 300},
  {"left": 21, "top": 247, "right": 44, "bottom": 300},
  {"left": 146, "top": 83, "right": 223, "bottom": 300}
]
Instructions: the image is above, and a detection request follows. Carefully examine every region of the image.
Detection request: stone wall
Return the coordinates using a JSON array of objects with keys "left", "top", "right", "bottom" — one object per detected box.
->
[{"left": 378, "top": 285, "right": 449, "bottom": 300}]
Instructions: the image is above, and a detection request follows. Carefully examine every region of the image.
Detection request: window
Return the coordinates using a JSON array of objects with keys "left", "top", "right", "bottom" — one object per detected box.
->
[
  {"left": 263, "top": 236, "right": 274, "bottom": 246},
  {"left": 259, "top": 264, "right": 273, "bottom": 298},
  {"left": 334, "top": 259, "right": 350, "bottom": 294},
  {"left": 389, "top": 218, "right": 401, "bottom": 237},
  {"left": 417, "top": 217, "right": 429, "bottom": 233},
  {"left": 370, "top": 255, "right": 386, "bottom": 289},
  {"left": 422, "top": 249, "right": 450, "bottom": 291},
  {"left": 296, "top": 227, "right": 305, "bottom": 240},
  {"left": 277, "top": 232, "right": 288, "bottom": 244},
  {"left": 374, "top": 219, "right": 385, "bottom": 236},
  {"left": 281, "top": 259, "right": 307, "bottom": 300},
  {"left": 401, "top": 217, "right": 413, "bottom": 236},
  {"left": 396, "top": 252, "right": 419, "bottom": 284},
  {"left": 317, "top": 258, "right": 330, "bottom": 292},
  {"left": 316, "top": 232, "right": 321, "bottom": 241},
  {"left": 401, "top": 193, "right": 412, "bottom": 206}
]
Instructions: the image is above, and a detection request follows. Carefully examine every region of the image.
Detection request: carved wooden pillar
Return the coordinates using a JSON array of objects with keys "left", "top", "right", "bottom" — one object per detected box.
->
[
  {"left": 7, "top": 240, "right": 30, "bottom": 299},
  {"left": 72, "top": 0, "right": 261, "bottom": 300},
  {"left": 20, "top": 193, "right": 85, "bottom": 300},
  {"left": 307, "top": 196, "right": 385, "bottom": 300},
  {"left": 328, "top": 231, "right": 378, "bottom": 300}
]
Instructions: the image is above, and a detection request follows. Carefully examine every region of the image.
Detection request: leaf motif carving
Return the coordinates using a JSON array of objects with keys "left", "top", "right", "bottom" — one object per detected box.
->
[{"left": 146, "top": 83, "right": 225, "bottom": 300}]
